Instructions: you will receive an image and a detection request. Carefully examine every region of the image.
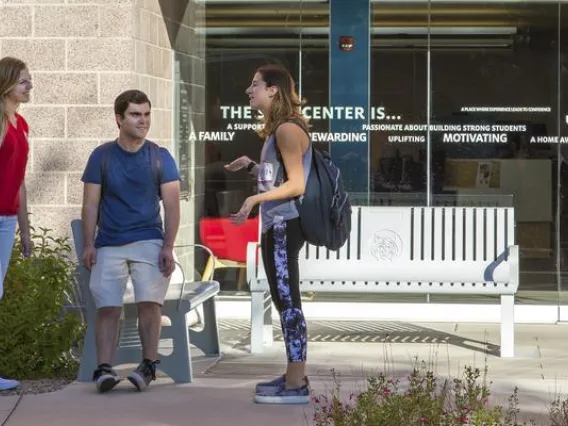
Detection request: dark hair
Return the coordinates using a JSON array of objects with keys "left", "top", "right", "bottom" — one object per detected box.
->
[
  {"left": 114, "top": 89, "right": 151, "bottom": 117},
  {"left": 255, "top": 64, "right": 309, "bottom": 138}
]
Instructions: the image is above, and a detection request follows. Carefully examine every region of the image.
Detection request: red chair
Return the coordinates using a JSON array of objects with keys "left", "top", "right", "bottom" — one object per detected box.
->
[{"left": 199, "top": 216, "right": 260, "bottom": 292}]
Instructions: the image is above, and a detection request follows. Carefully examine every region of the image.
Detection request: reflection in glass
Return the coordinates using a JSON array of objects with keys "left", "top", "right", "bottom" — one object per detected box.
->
[
  {"left": 370, "top": 2, "right": 430, "bottom": 207},
  {"left": 429, "top": 2, "right": 563, "bottom": 299},
  {"left": 194, "top": 1, "right": 568, "bottom": 305}
]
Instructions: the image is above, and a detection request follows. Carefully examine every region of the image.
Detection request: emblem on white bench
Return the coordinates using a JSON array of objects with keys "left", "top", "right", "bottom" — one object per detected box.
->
[{"left": 369, "top": 230, "right": 403, "bottom": 261}]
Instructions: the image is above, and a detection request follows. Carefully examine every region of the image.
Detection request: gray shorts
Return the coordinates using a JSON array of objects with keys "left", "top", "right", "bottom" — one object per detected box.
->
[{"left": 89, "top": 239, "right": 170, "bottom": 308}]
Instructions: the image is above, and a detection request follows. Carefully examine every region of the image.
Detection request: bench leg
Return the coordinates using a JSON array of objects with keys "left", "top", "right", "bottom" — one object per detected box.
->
[
  {"left": 74, "top": 264, "right": 99, "bottom": 382},
  {"left": 76, "top": 293, "right": 99, "bottom": 382},
  {"left": 251, "top": 291, "right": 273, "bottom": 353},
  {"left": 159, "top": 309, "right": 193, "bottom": 383},
  {"left": 77, "top": 320, "right": 97, "bottom": 382},
  {"left": 189, "top": 297, "right": 221, "bottom": 356},
  {"left": 500, "top": 294, "right": 515, "bottom": 358}
]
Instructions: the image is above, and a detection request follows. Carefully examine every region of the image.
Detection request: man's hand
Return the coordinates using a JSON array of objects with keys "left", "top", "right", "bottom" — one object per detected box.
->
[
  {"left": 82, "top": 182, "right": 101, "bottom": 270},
  {"left": 159, "top": 246, "right": 175, "bottom": 277},
  {"left": 224, "top": 156, "right": 253, "bottom": 172},
  {"left": 82, "top": 245, "right": 97, "bottom": 271},
  {"left": 20, "top": 231, "right": 32, "bottom": 258}
]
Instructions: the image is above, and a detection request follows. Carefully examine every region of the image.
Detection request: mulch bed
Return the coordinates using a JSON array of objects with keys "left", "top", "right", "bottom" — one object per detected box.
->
[{"left": 0, "top": 378, "right": 74, "bottom": 396}]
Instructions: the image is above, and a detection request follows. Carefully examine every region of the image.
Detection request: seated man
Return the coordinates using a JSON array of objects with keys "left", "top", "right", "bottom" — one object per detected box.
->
[{"left": 80, "top": 89, "right": 181, "bottom": 393}]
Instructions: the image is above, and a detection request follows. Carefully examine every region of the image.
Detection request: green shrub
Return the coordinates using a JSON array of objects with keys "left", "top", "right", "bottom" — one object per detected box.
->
[
  {"left": 311, "top": 364, "right": 536, "bottom": 426},
  {"left": 0, "top": 226, "right": 85, "bottom": 380},
  {"left": 549, "top": 395, "right": 568, "bottom": 426}
]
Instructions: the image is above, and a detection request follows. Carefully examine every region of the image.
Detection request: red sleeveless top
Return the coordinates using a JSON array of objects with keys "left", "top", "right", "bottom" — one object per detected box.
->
[{"left": 0, "top": 114, "right": 29, "bottom": 215}]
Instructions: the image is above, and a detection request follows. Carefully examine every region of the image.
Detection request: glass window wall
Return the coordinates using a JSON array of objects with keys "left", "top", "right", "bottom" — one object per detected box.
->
[{"left": 191, "top": 0, "right": 568, "bottom": 310}]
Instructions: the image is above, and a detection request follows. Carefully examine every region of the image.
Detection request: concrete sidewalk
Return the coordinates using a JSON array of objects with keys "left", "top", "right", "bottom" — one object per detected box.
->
[
  {"left": 2, "top": 321, "right": 568, "bottom": 425},
  {"left": 0, "top": 376, "right": 558, "bottom": 426}
]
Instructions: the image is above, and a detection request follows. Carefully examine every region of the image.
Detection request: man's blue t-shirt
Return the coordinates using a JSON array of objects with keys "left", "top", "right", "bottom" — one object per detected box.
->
[{"left": 81, "top": 140, "right": 180, "bottom": 248}]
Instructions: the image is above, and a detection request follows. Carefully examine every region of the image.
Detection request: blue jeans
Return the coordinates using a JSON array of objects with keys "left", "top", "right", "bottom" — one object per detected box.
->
[{"left": 0, "top": 216, "right": 17, "bottom": 300}]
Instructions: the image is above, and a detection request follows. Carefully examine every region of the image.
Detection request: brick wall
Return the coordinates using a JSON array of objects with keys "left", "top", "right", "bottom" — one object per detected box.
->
[{"left": 0, "top": 0, "right": 205, "bottom": 274}]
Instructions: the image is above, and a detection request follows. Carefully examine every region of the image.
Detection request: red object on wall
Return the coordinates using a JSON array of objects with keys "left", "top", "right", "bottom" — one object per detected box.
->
[
  {"left": 199, "top": 217, "right": 260, "bottom": 263},
  {"left": 339, "top": 36, "right": 354, "bottom": 51}
]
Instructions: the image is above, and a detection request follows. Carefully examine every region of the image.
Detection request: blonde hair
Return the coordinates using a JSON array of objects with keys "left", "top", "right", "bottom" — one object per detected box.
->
[
  {"left": 255, "top": 64, "right": 310, "bottom": 139},
  {"left": 0, "top": 57, "right": 27, "bottom": 145}
]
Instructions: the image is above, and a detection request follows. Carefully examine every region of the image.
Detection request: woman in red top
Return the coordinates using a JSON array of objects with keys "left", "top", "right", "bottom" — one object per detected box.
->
[{"left": 0, "top": 56, "right": 33, "bottom": 391}]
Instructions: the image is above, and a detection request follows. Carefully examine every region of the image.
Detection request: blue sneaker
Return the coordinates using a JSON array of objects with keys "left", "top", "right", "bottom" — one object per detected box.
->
[
  {"left": 255, "top": 375, "right": 286, "bottom": 393},
  {"left": 92, "top": 364, "right": 121, "bottom": 393},
  {"left": 254, "top": 382, "right": 310, "bottom": 405},
  {"left": 0, "top": 377, "right": 19, "bottom": 391},
  {"left": 255, "top": 375, "right": 310, "bottom": 394}
]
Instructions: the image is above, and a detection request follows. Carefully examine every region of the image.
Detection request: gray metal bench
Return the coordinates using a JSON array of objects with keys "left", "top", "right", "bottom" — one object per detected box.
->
[
  {"left": 247, "top": 206, "right": 520, "bottom": 358},
  {"left": 70, "top": 219, "right": 221, "bottom": 383}
]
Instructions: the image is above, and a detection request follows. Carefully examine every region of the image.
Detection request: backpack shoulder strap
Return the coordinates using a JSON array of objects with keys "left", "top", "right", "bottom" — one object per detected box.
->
[
  {"left": 99, "top": 140, "right": 117, "bottom": 197},
  {"left": 146, "top": 140, "right": 163, "bottom": 198},
  {"left": 273, "top": 119, "right": 312, "bottom": 208},
  {"left": 100, "top": 140, "right": 163, "bottom": 198}
]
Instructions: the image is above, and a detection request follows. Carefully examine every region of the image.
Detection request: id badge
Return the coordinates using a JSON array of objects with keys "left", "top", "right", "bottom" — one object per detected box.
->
[{"left": 258, "top": 162, "right": 273, "bottom": 184}]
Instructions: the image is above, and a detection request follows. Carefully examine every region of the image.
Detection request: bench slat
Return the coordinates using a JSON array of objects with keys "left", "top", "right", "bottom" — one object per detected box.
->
[
  {"left": 444, "top": 208, "right": 454, "bottom": 261},
  {"left": 354, "top": 206, "right": 362, "bottom": 260},
  {"left": 497, "top": 208, "right": 506, "bottom": 258},
  {"left": 476, "top": 208, "right": 485, "bottom": 261},
  {"left": 465, "top": 208, "right": 475, "bottom": 260},
  {"left": 433, "top": 208, "right": 444, "bottom": 261},
  {"left": 412, "top": 207, "right": 422, "bottom": 261},
  {"left": 423, "top": 208, "right": 433, "bottom": 261},
  {"left": 455, "top": 208, "right": 464, "bottom": 261},
  {"left": 486, "top": 208, "right": 496, "bottom": 260}
]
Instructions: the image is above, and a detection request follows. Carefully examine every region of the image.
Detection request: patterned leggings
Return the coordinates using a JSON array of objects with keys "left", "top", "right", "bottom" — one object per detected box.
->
[{"left": 261, "top": 217, "right": 307, "bottom": 363}]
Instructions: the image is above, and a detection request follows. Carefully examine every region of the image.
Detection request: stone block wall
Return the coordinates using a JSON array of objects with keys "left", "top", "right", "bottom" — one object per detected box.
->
[{"left": 0, "top": 0, "right": 205, "bottom": 275}]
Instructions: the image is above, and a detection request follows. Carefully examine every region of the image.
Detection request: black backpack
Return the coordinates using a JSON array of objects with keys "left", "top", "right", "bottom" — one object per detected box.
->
[{"left": 275, "top": 121, "right": 352, "bottom": 251}]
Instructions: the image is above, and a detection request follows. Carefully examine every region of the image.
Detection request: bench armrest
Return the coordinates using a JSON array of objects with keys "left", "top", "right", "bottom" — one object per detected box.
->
[
  {"left": 246, "top": 242, "right": 260, "bottom": 286},
  {"left": 171, "top": 244, "right": 217, "bottom": 307}
]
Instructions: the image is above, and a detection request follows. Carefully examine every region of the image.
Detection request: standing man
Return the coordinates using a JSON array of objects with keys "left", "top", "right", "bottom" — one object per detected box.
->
[{"left": 81, "top": 90, "right": 181, "bottom": 393}]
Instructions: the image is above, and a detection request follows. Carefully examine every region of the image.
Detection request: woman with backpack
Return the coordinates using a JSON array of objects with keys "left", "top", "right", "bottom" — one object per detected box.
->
[
  {"left": 225, "top": 64, "right": 312, "bottom": 404},
  {"left": 0, "top": 56, "right": 33, "bottom": 391}
]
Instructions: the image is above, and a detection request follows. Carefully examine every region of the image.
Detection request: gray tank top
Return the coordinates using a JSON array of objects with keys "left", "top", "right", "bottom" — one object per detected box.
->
[{"left": 257, "top": 132, "right": 312, "bottom": 233}]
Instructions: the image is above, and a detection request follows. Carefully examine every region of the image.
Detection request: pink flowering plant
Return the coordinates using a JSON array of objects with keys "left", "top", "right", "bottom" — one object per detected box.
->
[{"left": 311, "top": 365, "right": 536, "bottom": 426}]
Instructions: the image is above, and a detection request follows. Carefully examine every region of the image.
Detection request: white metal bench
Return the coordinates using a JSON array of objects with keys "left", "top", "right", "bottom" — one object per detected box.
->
[
  {"left": 246, "top": 206, "right": 519, "bottom": 358},
  {"left": 70, "top": 219, "right": 221, "bottom": 383}
]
